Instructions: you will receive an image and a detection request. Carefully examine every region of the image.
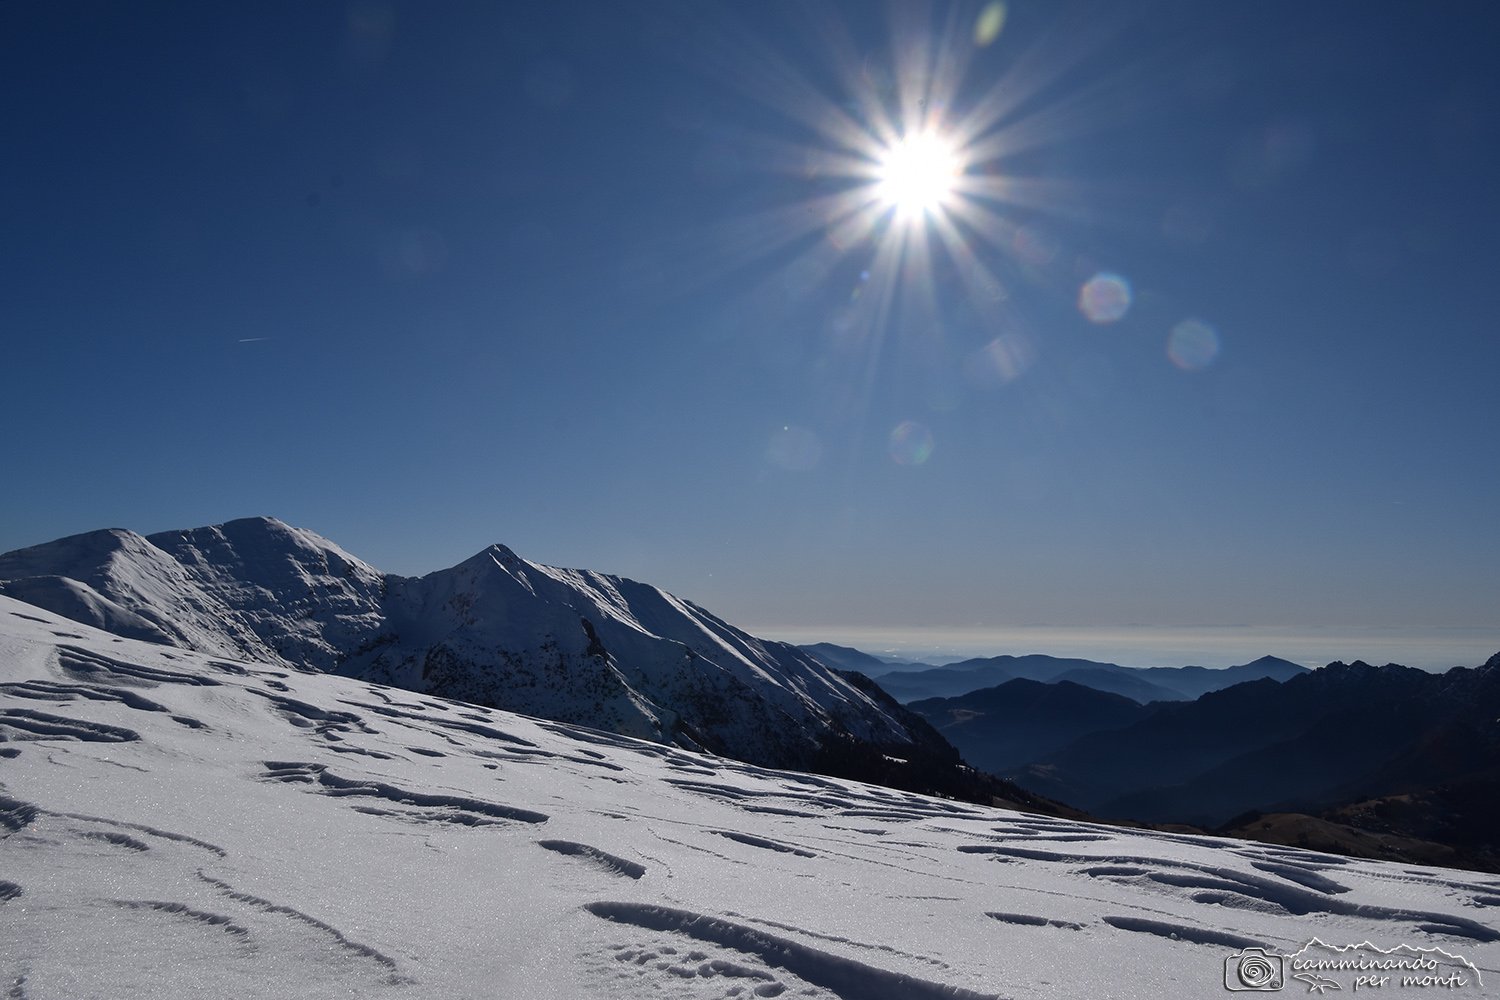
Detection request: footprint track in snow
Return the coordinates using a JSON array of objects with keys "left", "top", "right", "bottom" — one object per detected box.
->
[
  {"left": 585, "top": 901, "right": 999, "bottom": 1000},
  {"left": 601, "top": 941, "right": 791, "bottom": 998}
]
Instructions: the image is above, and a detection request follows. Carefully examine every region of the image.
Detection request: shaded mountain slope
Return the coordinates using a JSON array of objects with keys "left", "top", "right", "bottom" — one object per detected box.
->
[
  {"left": 1020, "top": 657, "right": 1500, "bottom": 834},
  {"left": 908, "top": 679, "right": 1156, "bottom": 774}
]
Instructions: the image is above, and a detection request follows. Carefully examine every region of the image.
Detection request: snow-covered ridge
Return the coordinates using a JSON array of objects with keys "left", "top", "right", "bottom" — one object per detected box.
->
[
  {"left": 1, "top": 598, "right": 1494, "bottom": 999},
  {"left": 0, "top": 518, "right": 386, "bottom": 669},
  {"left": 0, "top": 517, "right": 927, "bottom": 771}
]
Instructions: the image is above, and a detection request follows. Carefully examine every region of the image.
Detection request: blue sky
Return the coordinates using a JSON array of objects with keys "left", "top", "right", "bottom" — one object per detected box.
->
[{"left": 3, "top": 2, "right": 1497, "bottom": 663}]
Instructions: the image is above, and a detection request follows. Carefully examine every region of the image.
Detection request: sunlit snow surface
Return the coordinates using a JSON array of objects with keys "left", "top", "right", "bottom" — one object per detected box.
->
[{"left": 1, "top": 596, "right": 1495, "bottom": 1000}]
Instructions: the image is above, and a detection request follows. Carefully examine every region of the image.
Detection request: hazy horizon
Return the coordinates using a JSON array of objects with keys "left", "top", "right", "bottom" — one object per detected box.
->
[
  {"left": 2, "top": 513, "right": 1493, "bottom": 672},
  {"left": 761, "top": 623, "right": 1499, "bottom": 672}
]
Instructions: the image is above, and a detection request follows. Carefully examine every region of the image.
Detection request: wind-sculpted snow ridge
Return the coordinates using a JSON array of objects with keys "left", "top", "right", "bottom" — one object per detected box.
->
[
  {"left": 0, "top": 518, "right": 935, "bottom": 776},
  {"left": 1, "top": 595, "right": 1497, "bottom": 999}
]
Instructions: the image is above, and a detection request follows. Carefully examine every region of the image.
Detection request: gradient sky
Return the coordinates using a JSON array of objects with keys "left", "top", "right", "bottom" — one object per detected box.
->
[{"left": 4, "top": 2, "right": 1498, "bottom": 662}]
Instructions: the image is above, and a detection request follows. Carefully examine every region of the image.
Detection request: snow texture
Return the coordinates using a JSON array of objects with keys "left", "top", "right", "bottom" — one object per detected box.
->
[{"left": 2, "top": 594, "right": 1496, "bottom": 999}]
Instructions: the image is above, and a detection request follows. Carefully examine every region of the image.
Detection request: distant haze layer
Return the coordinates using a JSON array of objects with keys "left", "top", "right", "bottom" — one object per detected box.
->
[{"left": 759, "top": 624, "right": 1499, "bottom": 672}]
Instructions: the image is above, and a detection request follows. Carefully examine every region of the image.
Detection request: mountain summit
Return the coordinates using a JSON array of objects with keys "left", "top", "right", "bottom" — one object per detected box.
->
[
  {"left": 0, "top": 517, "right": 957, "bottom": 781},
  {"left": 0, "top": 517, "right": 386, "bottom": 667}
]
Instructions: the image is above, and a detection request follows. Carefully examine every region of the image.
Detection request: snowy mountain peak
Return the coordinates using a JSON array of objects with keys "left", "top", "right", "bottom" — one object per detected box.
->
[
  {"left": 146, "top": 516, "right": 384, "bottom": 584},
  {"left": 0, "top": 525, "right": 153, "bottom": 578},
  {"left": 477, "top": 540, "right": 525, "bottom": 563},
  {"left": 0, "top": 519, "right": 952, "bottom": 780},
  {"left": 0, "top": 517, "right": 386, "bottom": 671}
]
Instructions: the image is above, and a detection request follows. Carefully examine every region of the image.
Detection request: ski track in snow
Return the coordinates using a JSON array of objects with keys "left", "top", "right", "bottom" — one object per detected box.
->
[{"left": 1, "top": 597, "right": 1498, "bottom": 999}]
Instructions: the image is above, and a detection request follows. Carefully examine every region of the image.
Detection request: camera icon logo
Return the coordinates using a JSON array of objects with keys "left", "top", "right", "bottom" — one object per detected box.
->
[{"left": 1225, "top": 947, "right": 1285, "bottom": 991}]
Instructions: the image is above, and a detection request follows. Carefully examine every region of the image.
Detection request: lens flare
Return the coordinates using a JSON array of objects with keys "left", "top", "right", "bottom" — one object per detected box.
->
[
  {"left": 974, "top": 2, "right": 1008, "bottom": 47},
  {"left": 1167, "top": 318, "right": 1220, "bottom": 370},
  {"left": 888, "top": 421, "right": 935, "bottom": 465},
  {"left": 675, "top": 6, "right": 1153, "bottom": 464},
  {"left": 1078, "top": 272, "right": 1132, "bottom": 323},
  {"left": 965, "top": 333, "right": 1035, "bottom": 386}
]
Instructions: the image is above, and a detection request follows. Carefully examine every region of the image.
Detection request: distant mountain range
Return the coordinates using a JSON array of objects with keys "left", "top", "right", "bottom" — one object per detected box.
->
[
  {"left": 900, "top": 647, "right": 1500, "bottom": 871},
  {"left": 795, "top": 642, "right": 931, "bottom": 677},
  {"left": 1009, "top": 655, "right": 1500, "bottom": 867},
  {"left": 0, "top": 517, "right": 1038, "bottom": 805},
  {"left": 865, "top": 651, "right": 1309, "bottom": 703}
]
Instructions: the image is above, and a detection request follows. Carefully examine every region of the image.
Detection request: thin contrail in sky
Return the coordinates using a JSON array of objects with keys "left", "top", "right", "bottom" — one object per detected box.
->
[{"left": 237, "top": 337, "right": 271, "bottom": 343}]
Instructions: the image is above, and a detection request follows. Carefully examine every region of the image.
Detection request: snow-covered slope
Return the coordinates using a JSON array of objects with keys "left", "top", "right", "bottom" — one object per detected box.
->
[
  {"left": 0, "top": 519, "right": 929, "bottom": 772},
  {"left": 2, "top": 596, "right": 1494, "bottom": 999},
  {"left": 347, "top": 542, "right": 918, "bottom": 763},
  {"left": 0, "top": 518, "right": 386, "bottom": 669}
]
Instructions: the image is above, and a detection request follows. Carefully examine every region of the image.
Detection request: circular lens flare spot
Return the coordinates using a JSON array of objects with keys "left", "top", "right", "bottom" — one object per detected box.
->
[
  {"left": 965, "top": 333, "right": 1035, "bottom": 386},
  {"left": 888, "top": 421, "right": 935, "bottom": 465},
  {"left": 1078, "top": 273, "right": 1132, "bottom": 324},
  {"left": 1167, "top": 318, "right": 1220, "bottom": 370},
  {"left": 876, "top": 133, "right": 961, "bottom": 220}
]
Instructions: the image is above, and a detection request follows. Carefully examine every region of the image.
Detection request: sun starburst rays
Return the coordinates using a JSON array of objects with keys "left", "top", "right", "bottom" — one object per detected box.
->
[
  {"left": 746, "top": 32, "right": 1040, "bottom": 292},
  {"left": 664, "top": 1, "right": 1115, "bottom": 448}
]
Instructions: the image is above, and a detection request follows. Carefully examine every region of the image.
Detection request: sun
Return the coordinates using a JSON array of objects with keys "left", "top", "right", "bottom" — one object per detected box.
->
[{"left": 875, "top": 131, "right": 963, "bottom": 221}]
